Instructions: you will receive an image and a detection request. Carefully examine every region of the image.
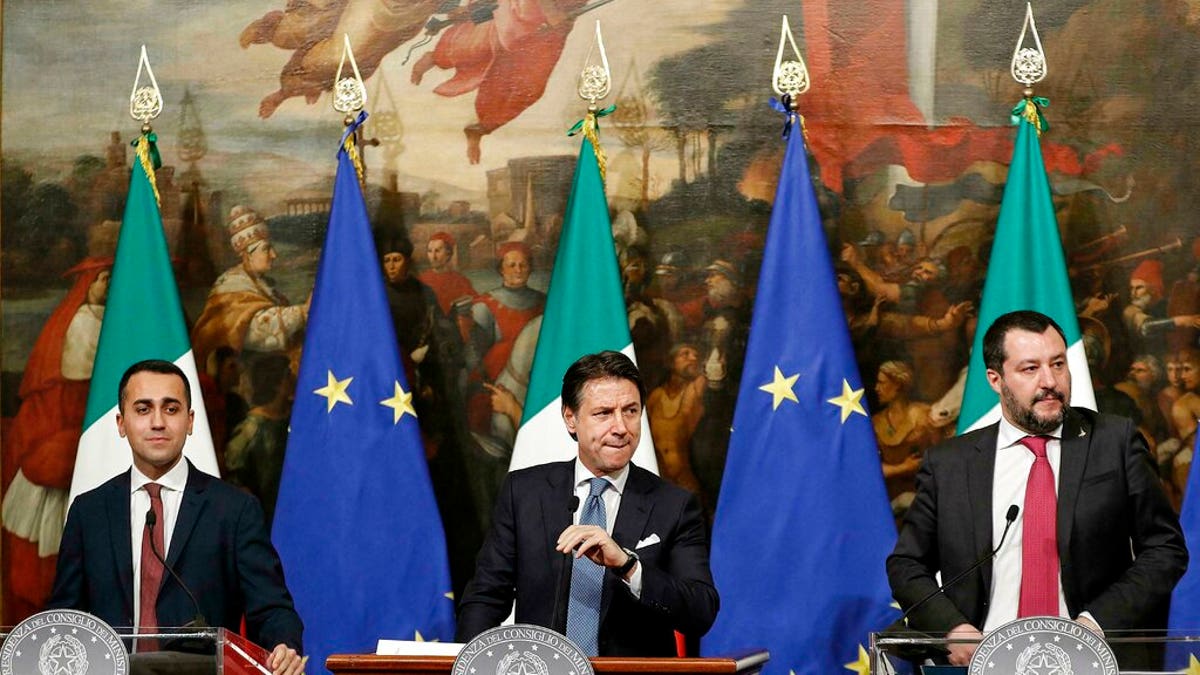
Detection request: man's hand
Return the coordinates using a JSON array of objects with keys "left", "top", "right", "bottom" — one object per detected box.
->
[
  {"left": 268, "top": 644, "right": 305, "bottom": 675},
  {"left": 556, "top": 524, "right": 629, "bottom": 572},
  {"left": 1075, "top": 614, "right": 1104, "bottom": 637},
  {"left": 945, "top": 623, "right": 982, "bottom": 666}
]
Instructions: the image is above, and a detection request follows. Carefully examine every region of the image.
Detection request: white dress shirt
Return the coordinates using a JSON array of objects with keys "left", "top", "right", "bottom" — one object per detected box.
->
[
  {"left": 983, "top": 417, "right": 1069, "bottom": 631},
  {"left": 572, "top": 459, "right": 643, "bottom": 596},
  {"left": 129, "top": 459, "right": 188, "bottom": 628}
]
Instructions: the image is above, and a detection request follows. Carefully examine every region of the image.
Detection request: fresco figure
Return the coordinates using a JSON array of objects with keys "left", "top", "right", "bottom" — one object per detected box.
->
[
  {"left": 417, "top": 231, "right": 476, "bottom": 316},
  {"left": 191, "top": 206, "right": 310, "bottom": 371},
  {"left": 646, "top": 344, "right": 705, "bottom": 493},
  {"left": 1, "top": 257, "right": 111, "bottom": 623},
  {"left": 871, "top": 360, "right": 939, "bottom": 521},
  {"left": 410, "top": 0, "right": 589, "bottom": 163},
  {"left": 224, "top": 353, "right": 294, "bottom": 531}
]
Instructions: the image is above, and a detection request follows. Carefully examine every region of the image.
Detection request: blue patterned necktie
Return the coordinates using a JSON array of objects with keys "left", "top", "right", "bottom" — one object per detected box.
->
[{"left": 566, "top": 477, "right": 609, "bottom": 656}]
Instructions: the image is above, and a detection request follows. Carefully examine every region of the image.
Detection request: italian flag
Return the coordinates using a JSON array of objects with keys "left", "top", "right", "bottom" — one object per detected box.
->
[
  {"left": 69, "top": 133, "right": 217, "bottom": 504},
  {"left": 509, "top": 129, "right": 657, "bottom": 472},
  {"left": 957, "top": 101, "right": 1095, "bottom": 434}
]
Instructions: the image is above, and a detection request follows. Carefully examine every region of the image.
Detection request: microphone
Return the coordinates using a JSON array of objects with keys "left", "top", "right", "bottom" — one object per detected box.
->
[
  {"left": 145, "top": 508, "right": 208, "bottom": 629},
  {"left": 895, "top": 505, "right": 1020, "bottom": 629},
  {"left": 551, "top": 495, "right": 581, "bottom": 632}
]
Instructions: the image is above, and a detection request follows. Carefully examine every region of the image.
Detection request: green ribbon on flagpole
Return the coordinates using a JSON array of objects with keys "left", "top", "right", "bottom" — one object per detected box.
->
[
  {"left": 1011, "top": 96, "right": 1050, "bottom": 135},
  {"left": 568, "top": 104, "right": 617, "bottom": 183}
]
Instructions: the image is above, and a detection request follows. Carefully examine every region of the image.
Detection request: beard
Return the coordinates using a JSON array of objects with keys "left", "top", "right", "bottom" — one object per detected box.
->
[{"left": 1001, "top": 382, "right": 1067, "bottom": 434}]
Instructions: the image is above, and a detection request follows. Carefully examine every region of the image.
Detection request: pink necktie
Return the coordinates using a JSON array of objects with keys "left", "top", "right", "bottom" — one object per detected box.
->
[
  {"left": 139, "top": 483, "right": 165, "bottom": 649},
  {"left": 1018, "top": 436, "right": 1059, "bottom": 617}
]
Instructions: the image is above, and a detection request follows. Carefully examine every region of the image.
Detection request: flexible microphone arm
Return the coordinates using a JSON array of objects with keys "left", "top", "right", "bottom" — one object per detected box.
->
[
  {"left": 145, "top": 508, "right": 208, "bottom": 628},
  {"left": 550, "top": 496, "right": 581, "bottom": 633},
  {"left": 896, "top": 505, "right": 1020, "bottom": 629}
]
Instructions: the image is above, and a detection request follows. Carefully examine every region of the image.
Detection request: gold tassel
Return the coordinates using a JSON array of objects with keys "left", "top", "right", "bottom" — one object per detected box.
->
[
  {"left": 135, "top": 134, "right": 161, "bottom": 207},
  {"left": 581, "top": 111, "right": 608, "bottom": 184}
]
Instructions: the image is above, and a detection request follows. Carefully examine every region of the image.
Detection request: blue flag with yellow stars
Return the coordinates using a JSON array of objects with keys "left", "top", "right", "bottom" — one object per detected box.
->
[
  {"left": 1167, "top": 432, "right": 1200, "bottom": 671},
  {"left": 272, "top": 114, "right": 455, "bottom": 672},
  {"left": 700, "top": 98, "right": 898, "bottom": 675}
]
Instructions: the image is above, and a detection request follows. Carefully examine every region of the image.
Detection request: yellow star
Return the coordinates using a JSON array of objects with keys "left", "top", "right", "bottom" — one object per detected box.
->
[
  {"left": 314, "top": 370, "right": 354, "bottom": 413},
  {"left": 444, "top": 591, "right": 455, "bottom": 601},
  {"left": 759, "top": 366, "right": 800, "bottom": 411},
  {"left": 413, "top": 630, "right": 440, "bottom": 643},
  {"left": 844, "top": 644, "right": 870, "bottom": 675},
  {"left": 380, "top": 381, "right": 417, "bottom": 423},
  {"left": 1187, "top": 654, "right": 1200, "bottom": 675},
  {"left": 827, "top": 379, "right": 867, "bottom": 423}
]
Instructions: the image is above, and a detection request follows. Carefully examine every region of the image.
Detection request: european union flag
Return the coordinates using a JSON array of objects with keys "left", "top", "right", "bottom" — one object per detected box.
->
[
  {"left": 700, "top": 99, "right": 898, "bottom": 675},
  {"left": 272, "top": 114, "right": 455, "bottom": 673},
  {"left": 1167, "top": 432, "right": 1200, "bottom": 670}
]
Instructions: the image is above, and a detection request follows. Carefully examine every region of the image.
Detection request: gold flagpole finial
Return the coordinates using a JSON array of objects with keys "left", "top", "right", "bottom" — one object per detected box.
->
[
  {"left": 578, "top": 21, "right": 611, "bottom": 109},
  {"left": 333, "top": 34, "right": 368, "bottom": 122},
  {"left": 1010, "top": 2, "right": 1048, "bottom": 90},
  {"left": 130, "top": 45, "right": 163, "bottom": 132},
  {"left": 772, "top": 15, "right": 810, "bottom": 106}
]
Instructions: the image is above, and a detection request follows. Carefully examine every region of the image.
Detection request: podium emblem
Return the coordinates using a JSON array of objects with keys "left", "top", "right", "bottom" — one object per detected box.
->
[
  {"left": 969, "top": 617, "right": 1117, "bottom": 675},
  {"left": 453, "top": 625, "right": 593, "bottom": 675},
  {"left": 1, "top": 609, "right": 128, "bottom": 675}
]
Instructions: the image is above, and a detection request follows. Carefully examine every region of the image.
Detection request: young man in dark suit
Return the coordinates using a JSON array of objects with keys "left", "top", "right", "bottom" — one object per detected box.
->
[
  {"left": 888, "top": 311, "right": 1187, "bottom": 668},
  {"left": 50, "top": 359, "right": 305, "bottom": 674},
  {"left": 456, "top": 351, "right": 719, "bottom": 656}
]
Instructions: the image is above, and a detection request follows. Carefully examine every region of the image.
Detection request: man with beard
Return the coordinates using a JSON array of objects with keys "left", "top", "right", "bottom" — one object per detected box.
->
[{"left": 888, "top": 310, "right": 1186, "bottom": 669}]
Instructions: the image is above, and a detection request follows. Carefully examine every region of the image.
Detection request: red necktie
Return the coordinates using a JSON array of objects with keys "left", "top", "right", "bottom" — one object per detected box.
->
[
  {"left": 139, "top": 483, "right": 165, "bottom": 650},
  {"left": 1018, "top": 436, "right": 1059, "bottom": 617}
]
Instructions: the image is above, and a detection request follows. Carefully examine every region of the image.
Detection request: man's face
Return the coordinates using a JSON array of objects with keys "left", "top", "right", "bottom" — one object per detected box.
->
[
  {"left": 1180, "top": 352, "right": 1200, "bottom": 393},
  {"left": 671, "top": 347, "right": 700, "bottom": 380},
  {"left": 911, "top": 261, "right": 939, "bottom": 284},
  {"left": 1167, "top": 359, "right": 1183, "bottom": 389},
  {"left": 427, "top": 239, "right": 451, "bottom": 270},
  {"left": 623, "top": 257, "right": 647, "bottom": 289},
  {"left": 706, "top": 272, "right": 738, "bottom": 307},
  {"left": 117, "top": 371, "right": 194, "bottom": 480},
  {"left": 382, "top": 251, "right": 409, "bottom": 283},
  {"left": 244, "top": 242, "right": 277, "bottom": 275},
  {"left": 87, "top": 270, "right": 111, "bottom": 305},
  {"left": 563, "top": 377, "right": 642, "bottom": 477},
  {"left": 1127, "top": 361, "right": 1155, "bottom": 391},
  {"left": 986, "top": 327, "right": 1072, "bottom": 435},
  {"left": 1129, "top": 279, "right": 1153, "bottom": 309},
  {"left": 499, "top": 250, "right": 531, "bottom": 288},
  {"left": 836, "top": 272, "right": 860, "bottom": 298}
]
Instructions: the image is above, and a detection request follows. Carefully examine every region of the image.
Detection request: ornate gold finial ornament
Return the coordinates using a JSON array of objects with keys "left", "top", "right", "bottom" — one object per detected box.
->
[
  {"left": 1010, "top": 2, "right": 1047, "bottom": 86},
  {"left": 772, "top": 15, "right": 810, "bottom": 100},
  {"left": 129, "top": 45, "right": 163, "bottom": 125},
  {"left": 578, "top": 21, "right": 611, "bottom": 106},
  {"left": 333, "top": 33, "right": 368, "bottom": 115}
]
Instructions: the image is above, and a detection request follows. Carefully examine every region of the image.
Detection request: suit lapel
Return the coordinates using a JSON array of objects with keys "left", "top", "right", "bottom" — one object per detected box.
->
[
  {"left": 164, "top": 462, "right": 208, "bottom": 585},
  {"left": 601, "top": 465, "right": 653, "bottom": 624},
  {"left": 541, "top": 463, "right": 575, "bottom": 592},
  {"left": 108, "top": 471, "right": 136, "bottom": 619},
  {"left": 967, "top": 426, "right": 998, "bottom": 592},
  {"left": 1056, "top": 409, "right": 1089, "bottom": 559}
]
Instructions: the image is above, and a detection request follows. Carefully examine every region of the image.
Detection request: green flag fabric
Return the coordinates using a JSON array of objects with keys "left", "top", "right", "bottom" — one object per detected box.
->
[
  {"left": 69, "top": 135, "right": 217, "bottom": 503},
  {"left": 957, "top": 104, "right": 1095, "bottom": 433},
  {"left": 508, "top": 137, "right": 657, "bottom": 472}
]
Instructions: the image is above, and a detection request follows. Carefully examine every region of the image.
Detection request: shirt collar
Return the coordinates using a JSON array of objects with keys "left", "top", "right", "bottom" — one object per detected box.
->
[
  {"left": 573, "top": 458, "right": 630, "bottom": 495},
  {"left": 130, "top": 457, "right": 189, "bottom": 495},
  {"left": 997, "top": 414, "right": 1063, "bottom": 449}
]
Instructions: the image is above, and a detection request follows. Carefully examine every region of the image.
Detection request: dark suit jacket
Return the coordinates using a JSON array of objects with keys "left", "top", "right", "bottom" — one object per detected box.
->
[
  {"left": 888, "top": 408, "right": 1187, "bottom": 638},
  {"left": 456, "top": 460, "right": 719, "bottom": 655},
  {"left": 49, "top": 461, "right": 304, "bottom": 652}
]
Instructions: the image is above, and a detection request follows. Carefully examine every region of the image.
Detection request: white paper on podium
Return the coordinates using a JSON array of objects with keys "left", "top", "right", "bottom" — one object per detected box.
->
[{"left": 376, "top": 640, "right": 464, "bottom": 656}]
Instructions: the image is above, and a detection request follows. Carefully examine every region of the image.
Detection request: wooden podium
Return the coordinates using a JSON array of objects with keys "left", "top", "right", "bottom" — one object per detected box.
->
[{"left": 327, "top": 650, "right": 769, "bottom": 675}]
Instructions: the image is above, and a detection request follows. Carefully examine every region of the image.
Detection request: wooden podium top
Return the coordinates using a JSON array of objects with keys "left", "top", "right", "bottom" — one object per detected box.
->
[{"left": 327, "top": 650, "right": 769, "bottom": 675}]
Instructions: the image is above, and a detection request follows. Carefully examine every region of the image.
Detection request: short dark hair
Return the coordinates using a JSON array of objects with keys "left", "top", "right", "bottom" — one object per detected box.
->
[
  {"left": 376, "top": 230, "right": 414, "bottom": 260},
  {"left": 982, "top": 310, "right": 1067, "bottom": 372},
  {"left": 118, "top": 359, "right": 192, "bottom": 410},
  {"left": 561, "top": 351, "right": 646, "bottom": 412}
]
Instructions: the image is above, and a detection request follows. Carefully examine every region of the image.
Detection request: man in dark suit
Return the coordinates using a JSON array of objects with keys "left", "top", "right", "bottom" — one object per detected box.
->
[
  {"left": 456, "top": 351, "right": 719, "bottom": 656},
  {"left": 888, "top": 310, "right": 1187, "bottom": 667},
  {"left": 50, "top": 359, "right": 305, "bottom": 675}
]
